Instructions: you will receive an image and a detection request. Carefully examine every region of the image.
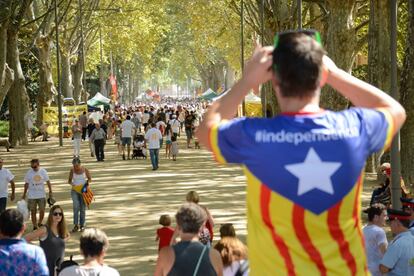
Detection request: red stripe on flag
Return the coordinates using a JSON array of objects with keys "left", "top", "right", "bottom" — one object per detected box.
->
[
  {"left": 352, "top": 177, "right": 369, "bottom": 274},
  {"left": 260, "top": 185, "right": 296, "bottom": 276},
  {"left": 327, "top": 201, "right": 357, "bottom": 275},
  {"left": 292, "top": 205, "right": 327, "bottom": 276}
]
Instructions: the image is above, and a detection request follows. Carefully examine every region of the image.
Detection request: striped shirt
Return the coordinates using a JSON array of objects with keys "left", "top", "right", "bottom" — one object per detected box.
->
[{"left": 210, "top": 108, "right": 393, "bottom": 275}]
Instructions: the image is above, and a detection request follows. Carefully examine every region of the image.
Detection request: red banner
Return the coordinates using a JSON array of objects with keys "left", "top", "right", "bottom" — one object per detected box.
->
[{"left": 109, "top": 74, "right": 118, "bottom": 101}]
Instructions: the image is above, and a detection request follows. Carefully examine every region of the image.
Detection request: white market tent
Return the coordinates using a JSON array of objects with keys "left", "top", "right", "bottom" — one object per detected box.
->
[{"left": 87, "top": 92, "right": 111, "bottom": 107}]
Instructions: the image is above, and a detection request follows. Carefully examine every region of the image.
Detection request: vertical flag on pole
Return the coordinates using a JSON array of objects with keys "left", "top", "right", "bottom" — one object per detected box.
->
[{"left": 109, "top": 74, "right": 118, "bottom": 102}]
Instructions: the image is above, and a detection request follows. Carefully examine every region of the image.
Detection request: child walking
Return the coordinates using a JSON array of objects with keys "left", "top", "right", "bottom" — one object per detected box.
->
[
  {"left": 171, "top": 135, "right": 179, "bottom": 161},
  {"left": 155, "top": 215, "right": 174, "bottom": 251},
  {"left": 165, "top": 124, "right": 172, "bottom": 158}
]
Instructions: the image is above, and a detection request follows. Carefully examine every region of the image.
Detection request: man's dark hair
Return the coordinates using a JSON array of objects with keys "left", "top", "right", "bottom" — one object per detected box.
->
[
  {"left": 0, "top": 209, "right": 24, "bottom": 237},
  {"left": 273, "top": 33, "right": 325, "bottom": 98},
  {"left": 126, "top": 115, "right": 131, "bottom": 120},
  {"left": 367, "top": 203, "right": 386, "bottom": 221},
  {"left": 151, "top": 122, "right": 156, "bottom": 128}
]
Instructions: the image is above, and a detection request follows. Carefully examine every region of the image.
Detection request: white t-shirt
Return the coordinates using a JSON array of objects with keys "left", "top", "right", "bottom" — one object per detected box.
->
[
  {"left": 363, "top": 224, "right": 388, "bottom": 276},
  {"left": 144, "top": 128, "right": 162, "bottom": 149},
  {"left": 169, "top": 119, "right": 180, "bottom": 133},
  {"left": 135, "top": 111, "right": 142, "bottom": 122},
  {"left": 142, "top": 113, "right": 150, "bottom": 124},
  {"left": 0, "top": 168, "right": 14, "bottom": 198},
  {"left": 60, "top": 265, "right": 120, "bottom": 276},
  {"left": 24, "top": 168, "right": 49, "bottom": 199},
  {"left": 120, "top": 120, "right": 135, "bottom": 138}
]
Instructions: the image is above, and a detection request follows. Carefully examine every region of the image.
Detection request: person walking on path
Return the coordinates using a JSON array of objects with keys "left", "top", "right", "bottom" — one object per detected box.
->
[
  {"left": 22, "top": 159, "right": 53, "bottom": 230},
  {"left": 68, "top": 157, "right": 91, "bottom": 232},
  {"left": 121, "top": 115, "right": 136, "bottom": 160},
  {"left": 196, "top": 30, "right": 406, "bottom": 274},
  {"left": 0, "top": 158, "right": 15, "bottom": 213},
  {"left": 59, "top": 228, "right": 120, "bottom": 276},
  {"left": 72, "top": 119, "right": 82, "bottom": 157},
  {"left": 25, "top": 205, "right": 70, "bottom": 276},
  {"left": 145, "top": 122, "right": 162, "bottom": 170},
  {"left": 79, "top": 111, "right": 88, "bottom": 141},
  {"left": 169, "top": 115, "right": 180, "bottom": 139},
  {"left": 89, "top": 123, "right": 106, "bottom": 162},
  {"left": 171, "top": 136, "right": 179, "bottom": 161},
  {"left": 164, "top": 124, "right": 172, "bottom": 158},
  {"left": 87, "top": 118, "right": 96, "bottom": 157},
  {"left": 0, "top": 209, "right": 49, "bottom": 275},
  {"left": 155, "top": 203, "right": 223, "bottom": 276}
]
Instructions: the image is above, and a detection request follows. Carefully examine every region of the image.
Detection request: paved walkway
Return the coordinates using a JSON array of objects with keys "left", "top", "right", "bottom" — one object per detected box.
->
[{"left": 2, "top": 136, "right": 376, "bottom": 275}]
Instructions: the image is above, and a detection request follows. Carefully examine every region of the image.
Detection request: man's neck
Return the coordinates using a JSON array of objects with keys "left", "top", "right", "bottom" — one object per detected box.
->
[{"left": 278, "top": 96, "right": 321, "bottom": 114}]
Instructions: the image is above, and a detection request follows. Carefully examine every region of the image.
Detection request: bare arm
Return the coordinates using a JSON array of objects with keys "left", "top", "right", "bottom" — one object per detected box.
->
[
  {"left": 24, "top": 226, "right": 47, "bottom": 242},
  {"left": 155, "top": 247, "right": 174, "bottom": 276},
  {"left": 46, "top": 180, "right": 52, "bottom": 194},
  {"left": 22, "top": 183, "right": 28, "bottom": 199},
  {"left": 9, "top": 180, "right": 15, "bottom": 201},
  {"left": 196, "top": 44, "right": 274, "bottom": 149},
  {"left": 379, "top": 242, "right": 387, "bottom": 255},
  {"left": 68, "top": 169, "right": 73, "bottom": 184},
  {"left": 324, "top": 56, "right": 406, "bottom": 134},
  {"left": 210, "top": 249, "right": 224, "bottom": 276}
]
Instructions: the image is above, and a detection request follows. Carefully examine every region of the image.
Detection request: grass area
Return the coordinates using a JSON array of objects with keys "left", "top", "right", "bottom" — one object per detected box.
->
[{"left": 0, "top": 121, "right": 8, "bottom": 137}]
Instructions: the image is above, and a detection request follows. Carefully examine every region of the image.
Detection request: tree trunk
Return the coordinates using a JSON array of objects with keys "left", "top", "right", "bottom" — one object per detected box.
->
[
  {"left": 400, "top": 0, "right": 414, "bottom": 188},
  {"left": 61, "top": 52, "right": 73, "bottom": 98},
  {"left": 320, "top": 0, "right": 357, "bottom": 110},
  {"left": 365, "top": 0, "right": 391, "bottom": 173},
  {"left": 225, "top": 64, "right": 235, "bottom": 90},
  {"left": 72, "top": 54, "right": 83, "bottom": 104},
  {"left": 0, "top": 22, "right": 14, "bottom": 106},
  {"left": 36, "top": 35, "right": 57, "bottom": 126},
  {"left": 6, "top": 29, "right": 29, "bottom": 146}
]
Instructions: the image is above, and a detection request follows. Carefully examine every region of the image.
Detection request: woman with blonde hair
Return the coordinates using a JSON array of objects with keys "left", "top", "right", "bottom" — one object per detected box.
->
[
  {"left": 214, "top": 237, "right": 248, "bottom": 276},
  {"left": 186, "top": 191, "right": 215, "bottom": 245},
  {"left": 25, "top": 205, "right": 70, "bottom": 276}
]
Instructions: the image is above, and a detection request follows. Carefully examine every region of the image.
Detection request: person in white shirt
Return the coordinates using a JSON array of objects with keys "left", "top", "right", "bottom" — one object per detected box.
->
[
  {"left": 0, "top": 158, "right": 15, "bottom": 213},
  {"left": 142, "top": 110, "right": 150, "bottom": 131},
  {"left": 60, "top": 228, "right": 120, "bottom": 276},
  {"left": 120, "top": 115, "right": 136, "bottom": 160},
  {"left": 22, "top": 159, "right": 53, "bottom": 230},
  {"left": 363, "top": 203, "right": 388, "bottom": 276},
  {"left": 169, "top": 115, "right": 180, "bottom": 138},
  {"left": 144, "top": 123, "right": 162, "bottom": 170}
]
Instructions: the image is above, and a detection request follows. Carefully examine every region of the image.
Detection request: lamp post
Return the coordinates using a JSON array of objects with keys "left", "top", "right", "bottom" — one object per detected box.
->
[
  {"left": 390, "top": 0, "right": 402, "bottom": 209},
  {"left": 298, "top": 0, "right": 302, "bottom": 29},
  {"left": 241, "top": 0, "right": 245, "bottom": 116},
  {"left": 54, "top": 0, "right": 63, "bottom": 147},
  {"left": 260, "top": 0, "right": 266, "bottom": 117}
]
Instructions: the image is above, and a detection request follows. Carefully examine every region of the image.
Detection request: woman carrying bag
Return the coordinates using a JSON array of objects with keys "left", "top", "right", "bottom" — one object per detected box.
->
[{"left": 68, "top": 157, "right": 92, "bottom": 233}]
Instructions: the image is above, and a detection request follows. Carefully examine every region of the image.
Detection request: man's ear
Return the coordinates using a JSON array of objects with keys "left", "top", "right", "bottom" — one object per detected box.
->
[{"left": 319, "top": 67, "right": 328, "bottom": 87}]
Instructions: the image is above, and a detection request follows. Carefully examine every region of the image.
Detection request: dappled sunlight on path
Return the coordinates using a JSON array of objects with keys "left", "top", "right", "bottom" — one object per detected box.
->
[
  {"left": 2, "top": 137, "right": 377, "bottom": 275},
  {"left": 3, "top": 137, "right": 246, "bottom": 275}
]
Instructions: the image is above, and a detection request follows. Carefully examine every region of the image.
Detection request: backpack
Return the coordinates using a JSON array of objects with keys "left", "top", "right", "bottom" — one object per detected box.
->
[{"left": 57, "top": 255, "right": 79, "bottom": 275}]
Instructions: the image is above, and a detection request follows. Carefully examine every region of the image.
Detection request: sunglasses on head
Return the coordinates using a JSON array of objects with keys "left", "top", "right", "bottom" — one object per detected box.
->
[
  {"left": 273, "top": 29, "right": 322, "bottom": 49},
  {"left": 53, "top": 212, "right": 63, "bottom": 217}
]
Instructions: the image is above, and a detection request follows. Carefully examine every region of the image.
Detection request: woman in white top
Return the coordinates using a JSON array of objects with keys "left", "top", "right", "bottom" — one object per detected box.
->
[
  {"left": 68, "top": 157, "right": 91, "bottom": 233},
  {"left": 60, "top": 228, "right": 119, "bottom": 276}
]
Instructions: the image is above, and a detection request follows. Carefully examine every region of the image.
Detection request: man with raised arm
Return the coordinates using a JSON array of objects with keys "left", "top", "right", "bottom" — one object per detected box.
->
[{"left": 196, "top": 31, "right": 406, "bottom": 275}]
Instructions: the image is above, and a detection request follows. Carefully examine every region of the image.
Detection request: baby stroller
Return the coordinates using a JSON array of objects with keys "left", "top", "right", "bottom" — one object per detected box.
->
[{"left": 132, "top": 134, "right": 147, "bottom": 159}]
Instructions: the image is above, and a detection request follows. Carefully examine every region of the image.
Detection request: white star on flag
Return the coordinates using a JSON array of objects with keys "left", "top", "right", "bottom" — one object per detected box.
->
[{"left": 285, "top": 147, "right": 341, "bottom": 196}]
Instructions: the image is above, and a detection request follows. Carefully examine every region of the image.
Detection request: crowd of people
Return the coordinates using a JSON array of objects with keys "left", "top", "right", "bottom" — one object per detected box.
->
[{"left": 2, "top": 29, "right": 414, "bottom": 276}]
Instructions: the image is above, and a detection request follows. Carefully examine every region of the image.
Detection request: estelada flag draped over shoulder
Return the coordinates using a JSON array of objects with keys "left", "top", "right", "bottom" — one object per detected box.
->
[{"left": 109, "top": 74, "right": 117, "bottom": 102}]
